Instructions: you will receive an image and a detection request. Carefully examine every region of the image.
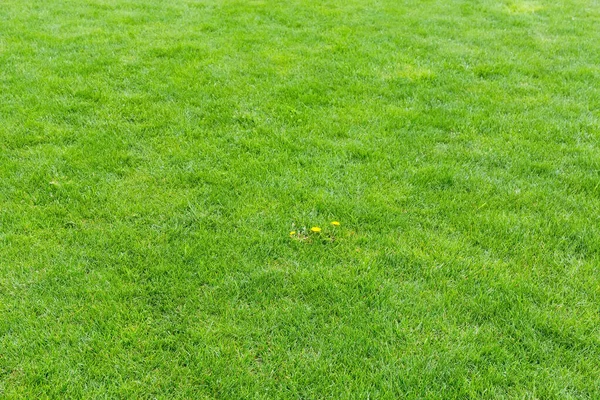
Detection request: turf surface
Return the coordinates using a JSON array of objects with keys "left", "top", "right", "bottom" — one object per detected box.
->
[{"left": 1, "top": 0, "right": 599, "bottom": 398}]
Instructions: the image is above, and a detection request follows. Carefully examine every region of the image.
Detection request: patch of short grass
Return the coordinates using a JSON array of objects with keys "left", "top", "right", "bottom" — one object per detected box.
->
[{"left": 1, "top": 0, "right": 599, "bottom": 398}]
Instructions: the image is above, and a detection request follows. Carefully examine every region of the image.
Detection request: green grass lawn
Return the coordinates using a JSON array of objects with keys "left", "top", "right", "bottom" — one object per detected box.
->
[{"left": 1, "top": 0, "right": 599, "bottom": 398}]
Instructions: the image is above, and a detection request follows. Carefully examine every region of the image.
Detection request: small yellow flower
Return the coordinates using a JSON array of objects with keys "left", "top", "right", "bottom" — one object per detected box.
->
[
  {"left": 310, "top": 226, "right": 321, "bottom": 233},
  {"left": 290, "top": 231, "right": 296, "bottom": 236},
  {"left": 330, "top": 221, "right": 340, "bottom": 226}
]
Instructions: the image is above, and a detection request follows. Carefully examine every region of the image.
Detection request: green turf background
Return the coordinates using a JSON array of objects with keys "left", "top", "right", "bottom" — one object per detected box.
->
[{"left": 1, "top": 0, "right": 599, "bottom": 398}]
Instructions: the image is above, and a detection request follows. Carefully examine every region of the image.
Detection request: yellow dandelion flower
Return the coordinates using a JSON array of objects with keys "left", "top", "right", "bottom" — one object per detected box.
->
[
  {"left": 310, "top": 226, "right": 321, "bottom": 233},
  {"left": 330, "top": 221, "right": 340, "bottom": 226},
  {"left": 290, "top": 231, "right": 296, "bottom": 236}
]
